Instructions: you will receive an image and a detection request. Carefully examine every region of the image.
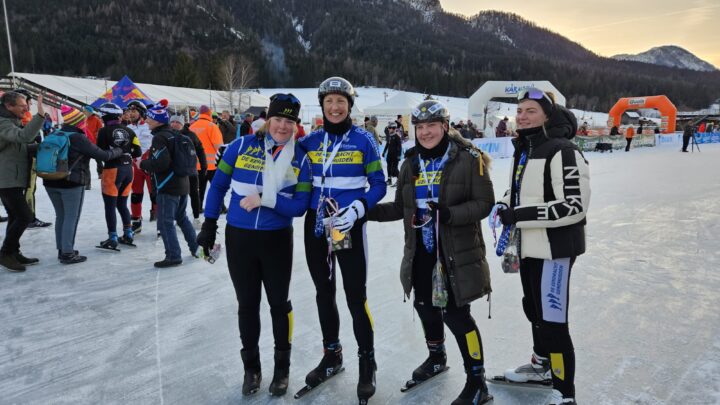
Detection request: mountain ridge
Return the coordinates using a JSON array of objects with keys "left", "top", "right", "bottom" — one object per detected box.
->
[
  {"left": 612, "top": 45, "right": 717, "bottom": 72},
  {"left": 2, "top": 0, "right": 718, "bottom": 111}
]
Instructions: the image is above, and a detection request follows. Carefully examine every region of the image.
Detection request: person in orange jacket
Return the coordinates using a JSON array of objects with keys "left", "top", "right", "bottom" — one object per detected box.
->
[
  {"left": 82, "top": 106, "right": 103, "bottom": 144},
  {"left": 624, "top": 125, "right": 635, "bottom": 152},
  {"left": 189, "top": 105, "right": 224, "bottom": 212},
  {"left": 82, "top": 106, "right": 104, "bottom": 189}
]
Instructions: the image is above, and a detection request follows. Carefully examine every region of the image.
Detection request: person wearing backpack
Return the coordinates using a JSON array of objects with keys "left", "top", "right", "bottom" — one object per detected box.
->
[
  {"left": 170, "top": 114, "right": 207, "bottom": 225},
  {"left": 42, "top": 106, "right": 123, "bottom": 264},
  {"left": 95, "top": 103, "right": 143, "bottom": 250},
  {"left": 0, "top": 91, "right": 46, "bottom": 272},
  {"left": 140, "top": 100, "right": 199, "bottom": 268}
]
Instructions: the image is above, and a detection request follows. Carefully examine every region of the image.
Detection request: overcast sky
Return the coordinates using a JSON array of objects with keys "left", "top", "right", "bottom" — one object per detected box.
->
[{"left": 439, "top": 0, "right": 720, "bottom": 68}]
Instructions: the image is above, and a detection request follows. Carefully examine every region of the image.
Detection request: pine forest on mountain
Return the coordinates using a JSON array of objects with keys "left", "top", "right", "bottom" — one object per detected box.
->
[{"left": 3, "top": 0, "right": 719, "bottom": 111}]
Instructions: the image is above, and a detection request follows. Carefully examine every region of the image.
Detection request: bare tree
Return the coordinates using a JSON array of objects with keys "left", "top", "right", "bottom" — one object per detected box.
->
[{"left": 217, "top": 55, "right": 257, "bottom": 113}]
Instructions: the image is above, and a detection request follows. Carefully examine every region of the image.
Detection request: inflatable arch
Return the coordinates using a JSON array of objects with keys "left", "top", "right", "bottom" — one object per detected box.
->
[
  {"left": 468, "top": 81, "right": 566, "bottom": 137},
  {"left": 608, "top": 95, "right": 677, "bottom": 133}
]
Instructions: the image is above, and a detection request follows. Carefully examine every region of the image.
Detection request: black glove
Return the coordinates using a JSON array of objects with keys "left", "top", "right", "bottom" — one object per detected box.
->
[
  {"left": 109, "top": 147, "right": 123, "bottom": 160},
  {"left": 196, "top": 218, "right": 218, "bottom": 257},
  {"left": 426, "top": 201, "right": 451, "bottom": 224},
  {"left": 498, "top": 206, "right": 517, "bottom": 225}
]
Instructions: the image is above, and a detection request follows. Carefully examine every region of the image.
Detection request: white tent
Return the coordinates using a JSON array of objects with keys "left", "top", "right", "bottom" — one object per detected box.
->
[
  {"left": 364, "top": 92, "right": 422, "bottom": 139},
  {"left": 350, "top": 103, "right": 365, "bottom": 121},
  {"left": 468, "top": 81, "right": 566, "bottom": 137},
  {"left": 8, "top": 72, "right": 270, "bottom": 112}
]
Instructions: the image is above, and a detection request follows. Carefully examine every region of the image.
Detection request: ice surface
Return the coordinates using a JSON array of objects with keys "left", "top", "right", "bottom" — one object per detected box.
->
[{"left": 1, "top": 144, "right": 719, "bottom": 404}]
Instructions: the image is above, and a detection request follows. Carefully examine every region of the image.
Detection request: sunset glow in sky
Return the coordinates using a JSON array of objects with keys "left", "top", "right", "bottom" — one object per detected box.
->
[{"left": 439, "top": 0, "right": 720, "bottom": 68}]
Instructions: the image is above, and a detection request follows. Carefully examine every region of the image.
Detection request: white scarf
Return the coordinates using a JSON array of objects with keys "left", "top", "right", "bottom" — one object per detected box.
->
[{"left": 260, "top": 135, "right": 297, "bottom": 209}]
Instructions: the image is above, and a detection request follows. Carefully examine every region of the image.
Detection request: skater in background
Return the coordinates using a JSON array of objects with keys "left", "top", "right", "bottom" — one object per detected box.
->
[
  {"left": 16, "top": 89, "right": 52, "bottom": 230},
  {"left": 140, "top": 100, "right": 199, "bottom": 268},
  {"left": 169, "top": 115, "right": 206, "bottom": 225},
  {"left": 96, "top": 103, "right": 142, "bottom": 250},
  {"left": 495, "top": 88, "right": 590, "bottom": 405},
  {"left": 624, "top": 124, "right": 635, "bottom": 152},
  {"left": 297, "top": 77, "right": 386, "bottom": 403},
  {"left": 126, "top": 100, "right": 155, "bottom": 233},
  {"left": 382, "top": 121, "right": 402, "bottom": 187},
  {"left": 369, "top": 100, "right": 495, "bottom": 405},
  {"left": 196, "top": 94, "right": 311, "bottom": 397},
  {"left": 43, "top": 106, "right": 122, "bottom": 264},
  {"left": 682, "top": 123, "right": 694, "bottom": 152},
  {"left": 189, "top": 105, "right": 224, "bottom": 213}
]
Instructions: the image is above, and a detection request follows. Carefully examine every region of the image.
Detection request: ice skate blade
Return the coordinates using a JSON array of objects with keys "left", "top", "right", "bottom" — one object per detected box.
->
[
  {"left": 400, "top": 365, "right": 450, "bottom": 392},
  {"left": 293, "top": 367, "right": 345, "bottom": 399}
]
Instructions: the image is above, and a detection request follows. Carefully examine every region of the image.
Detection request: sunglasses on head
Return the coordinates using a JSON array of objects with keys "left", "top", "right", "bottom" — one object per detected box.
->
[
  {"left": 271, "top": 93, "right": 301, "bottom": 105},
  {"left": 517, "top": 88, "right": 553, "bottom": 105}
]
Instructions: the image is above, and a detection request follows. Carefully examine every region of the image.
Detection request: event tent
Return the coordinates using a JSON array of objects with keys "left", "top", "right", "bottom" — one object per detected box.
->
[{"left": 364, "top": 92, "right": 422, "bottom": 138}]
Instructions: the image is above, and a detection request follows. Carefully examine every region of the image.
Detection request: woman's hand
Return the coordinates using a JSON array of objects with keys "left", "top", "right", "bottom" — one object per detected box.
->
[{"left": 240, "top": 194, "right": 261, "bottom": 212}]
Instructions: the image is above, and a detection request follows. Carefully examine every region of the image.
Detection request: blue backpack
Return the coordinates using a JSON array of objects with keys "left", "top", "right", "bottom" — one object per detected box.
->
[{"left": 36, "top": 130, "right": 79, "bottom": 180}]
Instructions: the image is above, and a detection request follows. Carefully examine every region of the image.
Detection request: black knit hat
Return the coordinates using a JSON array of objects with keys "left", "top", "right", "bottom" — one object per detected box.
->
[{"left": 267, "top": 93, "right": 301, "bottom": 123}]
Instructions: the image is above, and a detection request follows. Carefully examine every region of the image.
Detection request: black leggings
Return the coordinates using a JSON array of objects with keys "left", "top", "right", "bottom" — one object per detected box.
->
[
  {"left": 520, "top": 257, "right": 576, "bottom": 398},
  {"left": 226, "top": 225, "right": 294, "bottom": 351},
  {"left": 102, "top": 166, "right": 133, "bottom": 234},
  {"left": 413, "top": 232, "right": 484, "bottom": 372},
  {"left": 188, "top": 174, "right": 200, "bottom": 219},
  {"left": 198, "top": 170, "right": 215, "bottom": 211},
  {"left": 387, "top": 158, "right": 399, "bottom": 178},
  {"left": 304, "top": 210, "right": 374, "bottom": 352}
]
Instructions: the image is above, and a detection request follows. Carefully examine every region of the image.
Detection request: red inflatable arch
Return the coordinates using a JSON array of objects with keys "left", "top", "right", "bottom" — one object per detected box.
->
[{"left": 608, "top": 95, "right": 677, "bottom": 133}]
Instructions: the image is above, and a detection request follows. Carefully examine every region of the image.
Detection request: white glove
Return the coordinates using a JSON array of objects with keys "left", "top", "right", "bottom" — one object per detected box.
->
[{"left": 333, "top": 200, "right": 365, "bottom": 233}]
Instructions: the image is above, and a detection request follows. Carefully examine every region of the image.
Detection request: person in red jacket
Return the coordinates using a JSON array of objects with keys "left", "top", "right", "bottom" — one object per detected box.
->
[{"left": 294, "top": 122, "right": 306, "bottom": 140}]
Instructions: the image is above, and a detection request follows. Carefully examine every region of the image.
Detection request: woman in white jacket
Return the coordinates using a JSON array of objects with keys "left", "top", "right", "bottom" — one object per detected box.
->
[{"left": 495, "top": 88, "right": 590, "bottom": 405}]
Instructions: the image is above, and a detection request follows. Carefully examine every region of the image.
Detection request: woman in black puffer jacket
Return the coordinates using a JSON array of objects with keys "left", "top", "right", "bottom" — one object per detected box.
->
[
  {"left": 369, "top": 100, "right": 495, "bottom": 405},
  {"left": 496, "top": 88, "right": 590, "bottom": 405}
]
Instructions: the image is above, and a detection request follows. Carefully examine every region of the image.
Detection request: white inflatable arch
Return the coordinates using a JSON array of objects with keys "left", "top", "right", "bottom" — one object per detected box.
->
[{"left": 468, "top": 81, "right": 566, "bottom": 137}]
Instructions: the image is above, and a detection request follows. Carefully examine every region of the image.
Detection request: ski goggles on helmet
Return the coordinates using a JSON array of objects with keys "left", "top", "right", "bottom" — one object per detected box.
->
[{"left": 517, "top": 88, "right": 553, "bottom": 105}]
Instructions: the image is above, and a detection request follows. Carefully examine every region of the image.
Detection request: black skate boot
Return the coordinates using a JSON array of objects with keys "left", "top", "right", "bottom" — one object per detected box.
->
[
  {"left": 118, "top": 228, "right": 136, "bottom": 247},
  {"left": 413, "top": 342, "right": 447, "bottom": 381},
  {"left": 305, "top": 342, "right": 344, "bottom": 387},
  {"left": 294, "top": 342, "right": 344, "bottom": 398},
  {"left": 131, "top": 218, "right": 142, "bottom": 234},
  {"left": 451, "top": 366, "right": 493, "bottom": 405},
  {"left": 269, "top": 348, "right": 291, "bottom": 396},
  {"left": 97, "top": 233, "right": 120, "bottom": 251},
  {"left": 402, "top": 341, "right": 449, "bottom": 392},
  {"left": 357, "top": 350, "right": 377, "bottom": 403},
  {"left": 240, "top": 347, "right": 262, "bottom": 395}
]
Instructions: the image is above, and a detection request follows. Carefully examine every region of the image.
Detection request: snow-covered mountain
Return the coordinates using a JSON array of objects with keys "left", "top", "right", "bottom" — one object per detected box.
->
[{"left": 612, "top": 45, "right": 717, "bottom": 72}]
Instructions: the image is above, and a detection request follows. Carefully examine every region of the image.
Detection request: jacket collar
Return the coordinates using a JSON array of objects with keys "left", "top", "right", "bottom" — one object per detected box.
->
[
  {"left": 0, "top": 105, "right": 19, "bottom": 121},
  {"left": 151, "top": 124, "right": 171, "bottom": 134},
  {"left": 198, "top": 113, "right": 213, "bottom": 122},
  {"left": 60, "top": 124, "right": 84, "bottom": 133}
]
